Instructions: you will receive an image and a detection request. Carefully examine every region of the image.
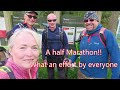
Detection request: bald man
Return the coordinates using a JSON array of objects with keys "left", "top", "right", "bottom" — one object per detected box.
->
[{"left": 42, "top": 13, "right": 69, "bottom": 79}]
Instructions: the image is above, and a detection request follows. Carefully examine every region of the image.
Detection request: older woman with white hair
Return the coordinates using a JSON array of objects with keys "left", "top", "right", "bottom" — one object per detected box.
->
[{"left": 0, "top": 28, "right": 41, "bottom": 79}]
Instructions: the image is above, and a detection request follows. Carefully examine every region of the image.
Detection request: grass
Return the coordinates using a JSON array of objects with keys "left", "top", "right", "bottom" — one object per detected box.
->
[
  {"left": 0, "top": 46, "right": 112, "bottom": 79},
  {"left": 107, "top": 68, "right": 112, "bottom": 79},
  {"left": 38, "top": 55, "right": 112, "bottom": 79},
  {"left": 38, "top": 54, "right": 79, "bottom": 79}
]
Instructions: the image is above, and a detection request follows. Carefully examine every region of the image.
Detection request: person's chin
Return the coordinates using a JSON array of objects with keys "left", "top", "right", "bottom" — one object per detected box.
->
[
  {"left": 86, "top": 26, "right": 94, "bottom": 30},
  {"left": 23, "top": 65, "right": 31, "bottom": 69},
  {"left": 50, "top": 26, "right": 55, "bottom": 28},
  {"left": 86, "top": 28, "right": 93, "bottom": 31},
  {"left": 29, "top": 22, "right": 34, "bottom": 26},
  {"left": 87, "top": 29, "right": 93, "bottom": 31},
  {"left": 23, "top": 63, "right": 33, "bottom": 69}
]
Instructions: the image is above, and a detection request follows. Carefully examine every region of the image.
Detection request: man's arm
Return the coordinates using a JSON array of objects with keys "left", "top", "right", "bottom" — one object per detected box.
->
[
  {"left": 105, "top": 30, "right": 120, "bottom": 79},
  {"left": 63, "top": 31, "right": 69, "bottom": 58},
  {"left": 7, "top": 25, "right": 20, "bottom": 40},
  {"left": 42, "top": 31, "right": 47, "bottom": 61}
]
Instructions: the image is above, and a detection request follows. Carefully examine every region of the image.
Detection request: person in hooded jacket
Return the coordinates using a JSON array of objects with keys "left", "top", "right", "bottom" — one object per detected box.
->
[{"left": 69, "top": 11, "right": 120, "bottom": 79}]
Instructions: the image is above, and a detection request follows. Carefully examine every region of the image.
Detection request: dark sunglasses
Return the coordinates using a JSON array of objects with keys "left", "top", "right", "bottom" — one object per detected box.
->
[
  {"left": 84, "top": 19, "right": 94, "bottom": 22},
  {"left": 26, "top": 14, "right": 37, "bottom": 19},
  {"left": 48, "top": 19, "right": 56, "bottom": 22}
]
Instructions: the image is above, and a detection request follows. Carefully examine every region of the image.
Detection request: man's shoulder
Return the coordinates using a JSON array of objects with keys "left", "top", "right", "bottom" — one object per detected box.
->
[
  {"left": 43, "top": 28, "right": 48, "bottom": 32},
  {"left": 103, "top": 28, "right": 114, "bottom": 35},
  {"left": 12, "top": 24, "right": 20, "bottom": 30},
  {"left": 11, "top": 22, "right": 25, "bottom": 30}
]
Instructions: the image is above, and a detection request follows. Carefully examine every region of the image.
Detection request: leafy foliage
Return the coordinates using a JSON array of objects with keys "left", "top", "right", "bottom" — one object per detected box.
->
[
  {"left": 101, "top": 11, "right": 112, "bottom": 28},
  {"left": 0, "top": 11, "right": 4, "bottom": 17}
]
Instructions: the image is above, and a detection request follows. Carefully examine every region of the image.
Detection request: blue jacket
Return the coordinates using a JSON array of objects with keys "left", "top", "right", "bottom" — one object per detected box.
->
[
  {"left": 70, "top": 24, "right": 120, "bottom": 79},
  {"left": 7, "top": 22, "right": 37, "bottom": 40},
  {"left": 42, "top": 26, "right": 69, "bottom": 60}
]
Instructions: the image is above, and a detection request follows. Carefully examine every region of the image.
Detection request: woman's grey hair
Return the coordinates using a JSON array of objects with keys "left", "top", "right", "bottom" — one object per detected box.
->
[{"left": 8, "top": 28, "right": 41, "bottom": 51}]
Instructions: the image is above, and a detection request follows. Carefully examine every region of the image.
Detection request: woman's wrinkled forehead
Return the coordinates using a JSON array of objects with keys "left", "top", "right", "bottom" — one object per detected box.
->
[
  {"left": 16, "top": 31, "right": 37, "bottom": 43},
  {"left": 16, "top": 32, "right": 30, "bottom": 39},
  {"left": 8, "top": 28, "right": 40, "bottom": 49}
]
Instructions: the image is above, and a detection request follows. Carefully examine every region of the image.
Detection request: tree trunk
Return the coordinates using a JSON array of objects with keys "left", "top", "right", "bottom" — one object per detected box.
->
[
  {"left": 96, "top": 11, "right": 102, "bottom": 23},
  {"left": 3, "top": 11, "right": 13, "bottom": 45},
  {"left": 53, "top": 11, "right": 61, "bottom": 24},
  {"left": 108, "top": 11, "right": 120, "bottom": 34},
  {"left": 3, "top": 11, "right": 13, "bottom": 31}
]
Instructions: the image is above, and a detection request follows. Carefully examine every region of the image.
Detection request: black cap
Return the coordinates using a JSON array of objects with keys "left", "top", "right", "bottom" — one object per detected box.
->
[{"left": 25, "top": 11, "right": 38, "bottom": 15}]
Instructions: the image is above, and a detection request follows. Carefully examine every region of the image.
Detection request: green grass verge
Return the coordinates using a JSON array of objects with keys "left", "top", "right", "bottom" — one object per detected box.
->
[
  {"left": 0, "top": 46, "right": 112, "bottom": 79},
  {"left": 38, "top": 54, "right": 112, "bottom": 79},
  {"left": 107, "top": 68, "right": 112, "bottom": 79},
  {"left": 38, "top": 54, "right": 79, "bottom": 79}
]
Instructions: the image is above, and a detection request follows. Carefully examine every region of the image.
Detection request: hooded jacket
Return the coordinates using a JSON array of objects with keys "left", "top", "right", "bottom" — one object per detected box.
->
[
  {"left": 0, "top": 58, "right": 38, "bottom": 79},
  {"left": 70, "top": 24, "right": 120, "bottom": 79}
]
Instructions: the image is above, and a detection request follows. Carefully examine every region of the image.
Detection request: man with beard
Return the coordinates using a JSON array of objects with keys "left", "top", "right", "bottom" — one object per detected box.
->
[{"left": 69, "top": 11, "right": 120, "bottom": 79}]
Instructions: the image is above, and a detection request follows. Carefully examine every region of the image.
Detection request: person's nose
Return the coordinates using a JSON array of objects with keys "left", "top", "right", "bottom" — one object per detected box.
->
[
  {"left": 25, "top": 48, "right": 33, "bottom": 56},
  {"left": 86, "top": 20, "right": 92, "bottom": 23},
  {"left": 31, "top": 17, "right": 36, "bottom": 20}
]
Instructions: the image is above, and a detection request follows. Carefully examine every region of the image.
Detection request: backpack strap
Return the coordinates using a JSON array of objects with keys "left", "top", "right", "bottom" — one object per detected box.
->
[
  {"left": 59, "top": 27, "right": 64, "bottom": 46},
  {"left": 0, "top": 66, "right": 16, "bottom": 79},
  {"left": 32, "top": 26, "right": 37, "bottom": 32},
  {"left": 81, "top": 29, "right": 87, "bottom": 36},
  {"left": 17, "top": 23, "right": 25, "bottom": 28},
  {"left": 79, "top": 29, "right": 88, "bottom": 41},
  {"left": 99, "top": 27, "right": 111, "bottom": 61},
  {"left": 99, "top": 27, "right": 106, "bottom": 47},
  {"left": 78, "top": 27, "right": 106, "bottom": 43},
  {"left": 44, "top": 28, "right": 48, "bottom": 47},
  {"left": 44, "top": 27, "right": 64, "bottom": 46}
]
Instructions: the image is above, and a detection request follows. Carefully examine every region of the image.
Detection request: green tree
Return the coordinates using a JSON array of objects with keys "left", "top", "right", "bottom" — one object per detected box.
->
[{"left": 108, "top": 11, "right": 120, "bottom": 34}]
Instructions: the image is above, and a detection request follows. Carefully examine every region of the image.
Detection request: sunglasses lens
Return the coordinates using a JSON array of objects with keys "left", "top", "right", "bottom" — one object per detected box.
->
[
  {"left": 27, "top": 15, "right": 32, "bottom": 18},
  {"left": 48, "top": 19, "right": 56, "bottom": 22},
  {"left": 33, "top": 16, "right": 37, "bottom": 19},
  {"left": 84, "top": 19, "right": 94, "bottom": 22},
  {"left": 84, "top": 20, "right": 88, "bottom": 22},
  {"left": 48, "top": 20, "right": 52, "bottom": 22},
  {"left": 27, "top": 14, "right": 37, "bottom": 19}
]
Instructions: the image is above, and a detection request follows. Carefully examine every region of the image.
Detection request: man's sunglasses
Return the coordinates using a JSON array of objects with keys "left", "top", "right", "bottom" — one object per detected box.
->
[
  {"left": 48, "top": 19, "right": 56, "bottom": 22},
  {"left": 26, "top": 14, "right": 37, "bottom": 19},
  {"left": 84, "top": 19, "right": 94, "bottom": 22}
]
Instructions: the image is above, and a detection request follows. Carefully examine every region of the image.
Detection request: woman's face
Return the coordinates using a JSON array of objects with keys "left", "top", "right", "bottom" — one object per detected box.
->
[{"left": 10, "top": 33, "right": 39, "bottom": 69}]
